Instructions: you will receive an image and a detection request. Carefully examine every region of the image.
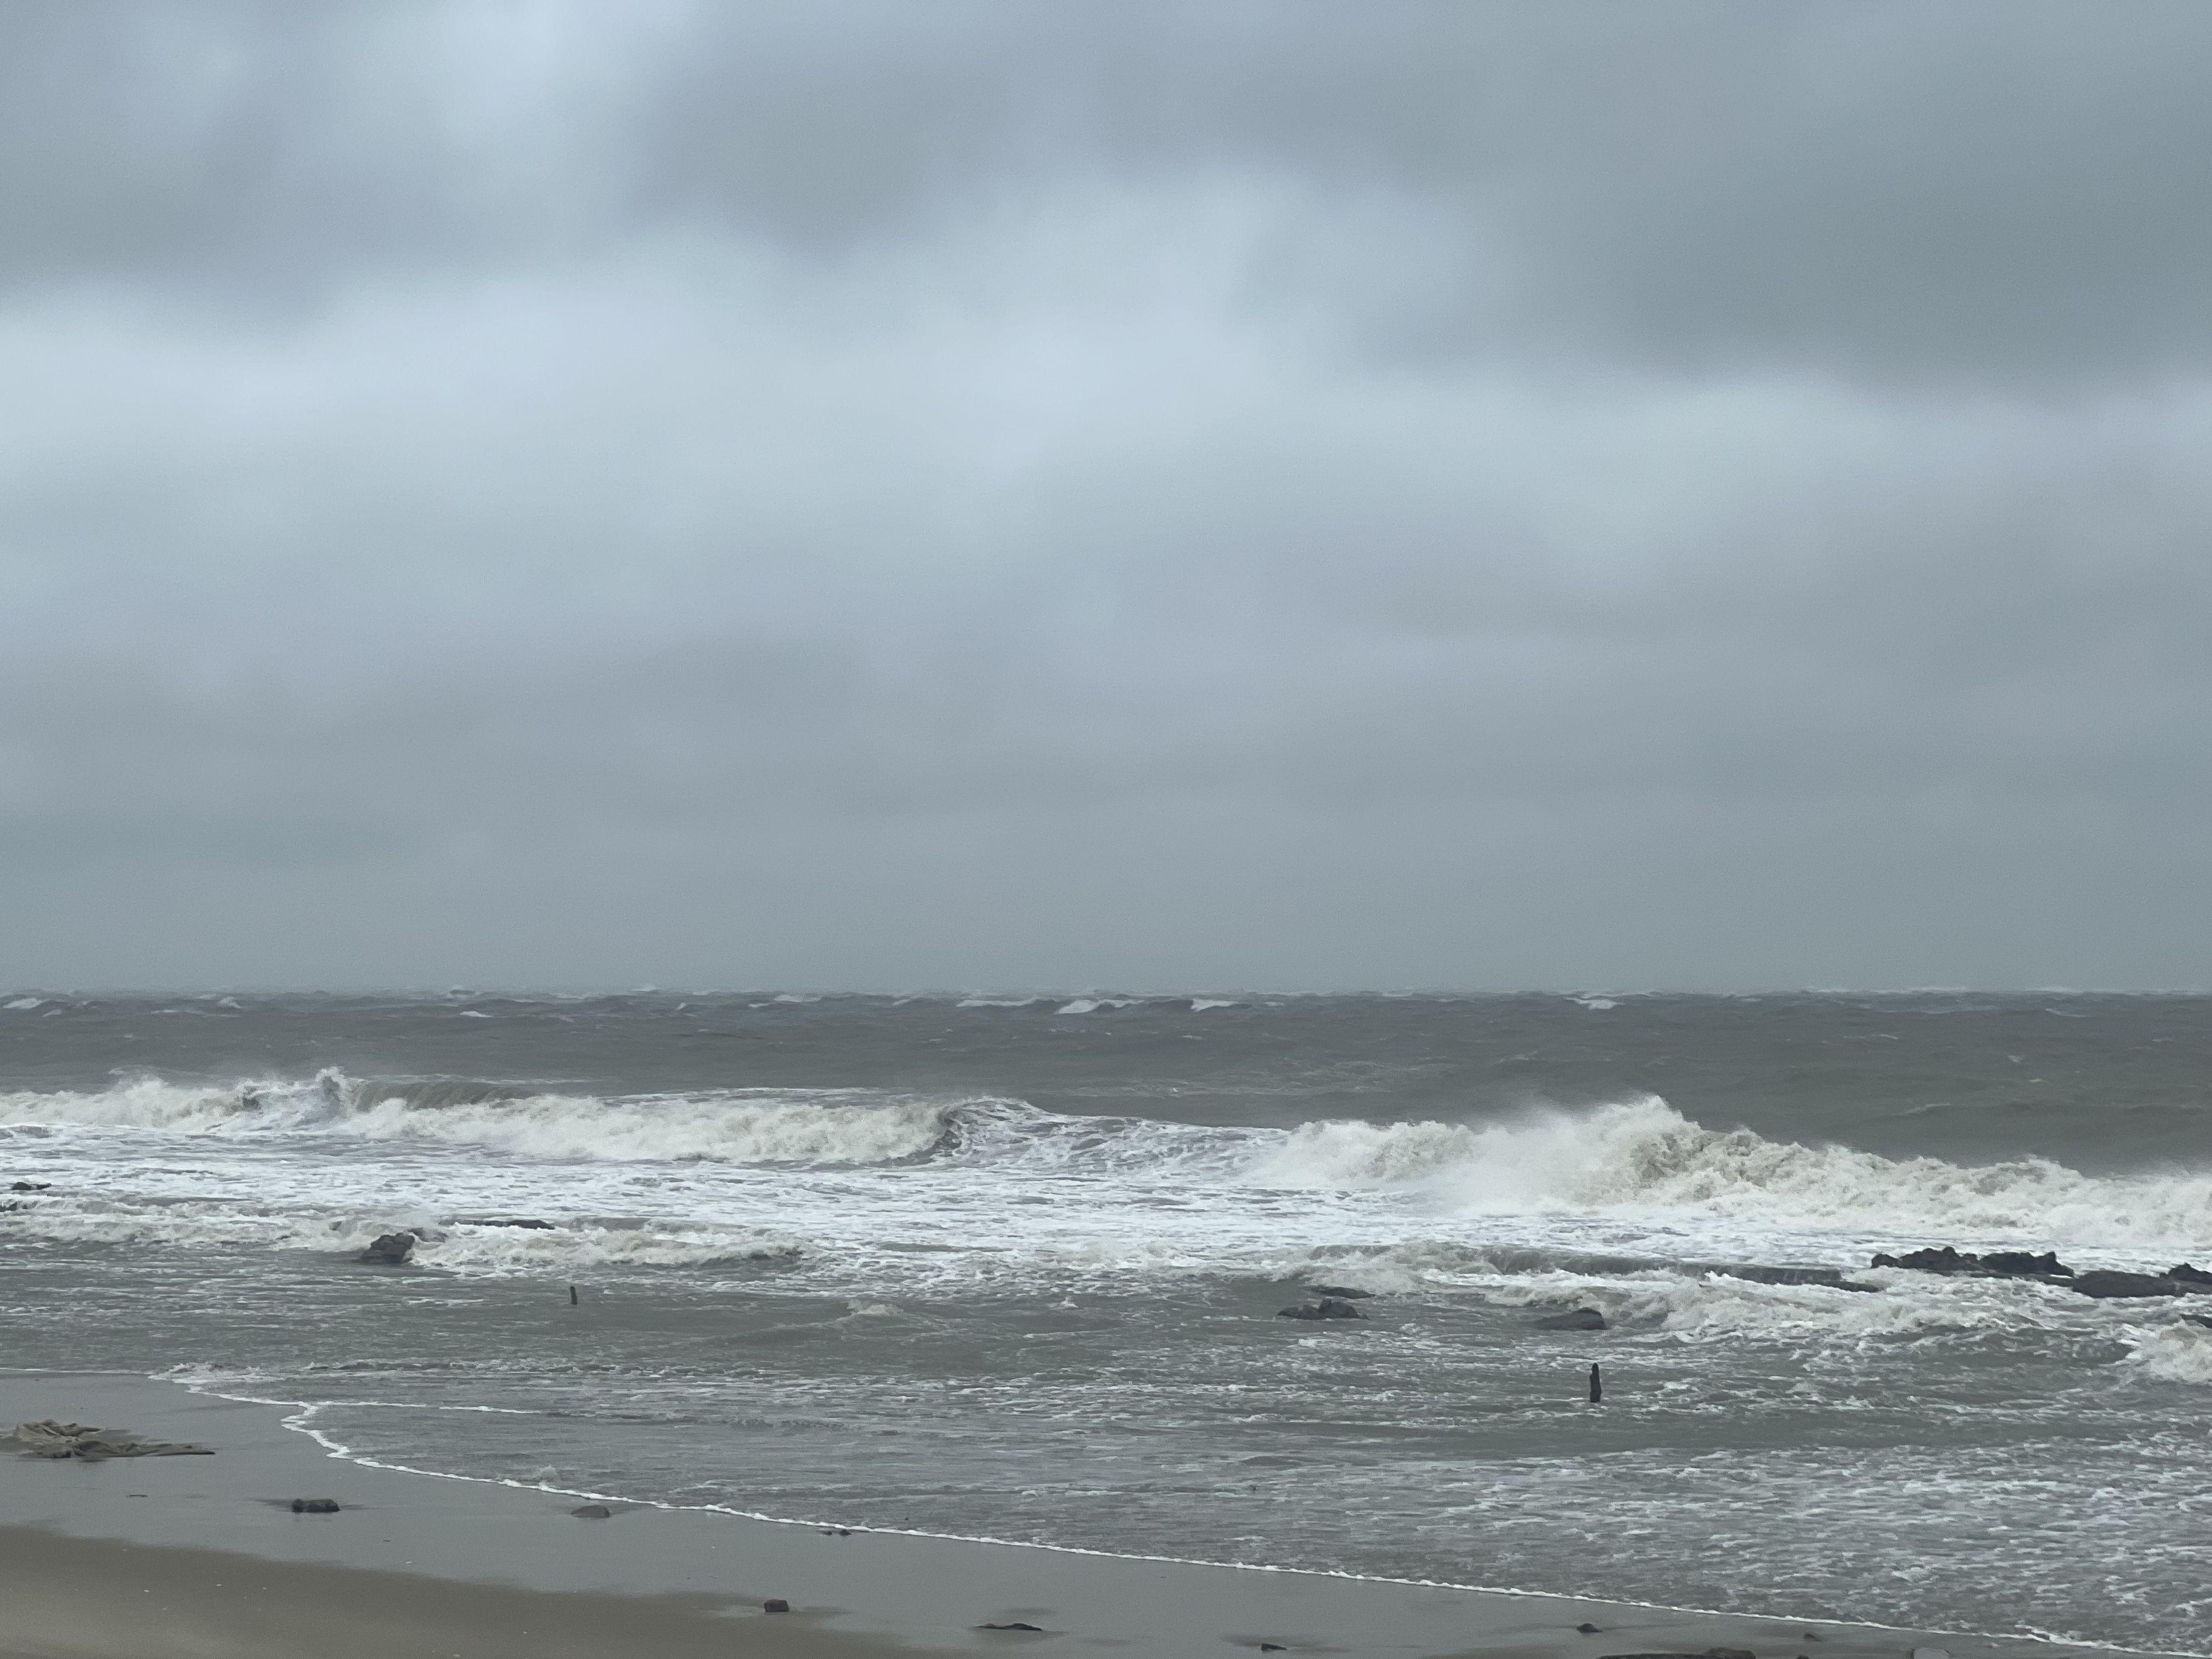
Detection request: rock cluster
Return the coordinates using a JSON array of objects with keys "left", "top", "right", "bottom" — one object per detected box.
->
[{"left": 1870, "top": 1247, "right": 2212, "bottom": 1299}]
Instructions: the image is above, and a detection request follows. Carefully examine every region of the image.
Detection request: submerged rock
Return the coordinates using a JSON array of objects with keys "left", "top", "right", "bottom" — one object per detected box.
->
[
  {"left": 1304, "top": 1284, "right": 1376, "bottom": 1299},
  {"left": 356, "top": 1231, "right": 417, "bottom": 1265},
  {"left": 2071, "top": 1269, "right": 2198, "bottom": 1299},
  {"left": 1714, "top": 1265, "right": 1848, "bottom": 1287},
  {"left": 471, "top": 1217, "right": 557, "bottom": 1229},
  {"left": 1533, "top": 1308, "right": 1608, "bottom": 1331},
  {"left": 1277, "top": 1299, "right": 1367, "bottom": 1321}
]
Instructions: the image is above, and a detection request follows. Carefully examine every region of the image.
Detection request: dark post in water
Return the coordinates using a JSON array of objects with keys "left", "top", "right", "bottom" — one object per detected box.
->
[{"left": 1588, "top": 1363, "right": 1602, "bottom": 1404}]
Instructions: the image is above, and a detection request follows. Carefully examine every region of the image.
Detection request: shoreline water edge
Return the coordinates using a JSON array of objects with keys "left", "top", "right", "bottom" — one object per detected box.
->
[{"left": 0, "top": 1371, "right": 2183, "bottom": 1659}]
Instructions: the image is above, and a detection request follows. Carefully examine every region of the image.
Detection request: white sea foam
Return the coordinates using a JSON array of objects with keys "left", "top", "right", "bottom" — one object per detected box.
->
[
  {"left": 2123, "top": 1322, "right": 2212, "bottom": 1385},
  {"left": 1475, "top": 1262, "right": 2107, "bottom": 1341},
  {"left": 0, "top": 1195, "right": 802, "bottom": 1273}
]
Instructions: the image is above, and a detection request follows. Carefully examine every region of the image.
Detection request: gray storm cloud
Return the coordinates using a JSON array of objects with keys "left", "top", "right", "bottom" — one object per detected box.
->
[{"left": 2, "top": 1, "right": 2208, "bottom": 990}]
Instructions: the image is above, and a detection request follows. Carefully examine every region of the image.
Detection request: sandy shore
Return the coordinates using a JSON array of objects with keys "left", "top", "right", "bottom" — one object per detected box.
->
[{"left": 0, "top": 1373, "right": 2154, "bottom": 1659}]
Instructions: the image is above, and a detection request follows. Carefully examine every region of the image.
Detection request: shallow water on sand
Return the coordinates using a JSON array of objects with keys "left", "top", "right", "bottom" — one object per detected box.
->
[{"left": 2, "top": 991, "right": 2208, "bottom": 1650}]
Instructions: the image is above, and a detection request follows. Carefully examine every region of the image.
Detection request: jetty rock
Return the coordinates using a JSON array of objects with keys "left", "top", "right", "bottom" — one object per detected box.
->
[{"left": 1869, "top": 1246, "right": 2071, "bottom": 1280}]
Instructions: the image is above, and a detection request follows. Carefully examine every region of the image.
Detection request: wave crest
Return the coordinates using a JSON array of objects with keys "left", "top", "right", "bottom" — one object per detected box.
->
[
  {"left": 0, "top": 1071, "right": 966, "bottom": 1166},
  {"left": 1250, "top": 1096, "right": 2212, "bottom": 1251}
]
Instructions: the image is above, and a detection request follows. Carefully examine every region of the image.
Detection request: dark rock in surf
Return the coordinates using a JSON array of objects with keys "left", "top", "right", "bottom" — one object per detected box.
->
[
  {"left": 1977, "top": 1250, "right": 2072, "bottom": 1278},
  {"left": 2167, "top": 1262, "right": 2212, "bottom": 1287},
  {"left": 763, "top": 1599, "right": 791, "bottom": 1613},
  {"left": 1304, "top": 1284, "right": 1375, "bottom": 1299},
  {"left": 1278, "top": 1299, "right": 1366, "bottom": 1321},
  {"left": 2070, "top": 1269, "right": 2196, "bottom": 1299},
  {"left": 1869, "top": 1246, "right": 2071, "bottom": 1280},
  {"left": 290, "top": 1498, "right": 341, "bottom": 1513},
  {"left": 472, "top": 1217, "right": 557, "bottom": 1229},
  {"left": 356, "top": 1232, "right": 416, "bottom": 1266},
  {"left": 8, "top": 1181, "right": 50, "bottom": 1192},
  {"left": 1577, "top": 1624, "right": 1604, "bottom": 1634},
  {"left": 1533, "top": 1308, "right": 1608, "bottom": 1331},
  {"left": 570, "top": 1503, "right": 613, "bottom": 1519},
  {"left": 978, "top": 1623, "right": 1046, "bottom": 1632}
]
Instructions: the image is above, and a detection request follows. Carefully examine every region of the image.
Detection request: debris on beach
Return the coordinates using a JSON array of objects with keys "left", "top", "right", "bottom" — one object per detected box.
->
[
  {"left": 570, "top": 1503, "right": 613, "bottom": 1519},
  {"left": 10, "top": 1420, "right": 213, "bottom": 1459},
  {"left": 290, "top": 1497, "right": 341, "bottom": 1513}
]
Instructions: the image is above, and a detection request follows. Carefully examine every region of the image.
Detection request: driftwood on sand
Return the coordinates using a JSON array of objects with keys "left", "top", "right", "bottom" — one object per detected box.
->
[{"left": 9, "top": 1420, "right": 213, "bottom": 1459}]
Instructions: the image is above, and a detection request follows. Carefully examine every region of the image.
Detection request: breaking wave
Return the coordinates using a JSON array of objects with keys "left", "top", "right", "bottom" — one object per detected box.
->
[
  {"left": 0, "top": 1072, "right": 966, "bottom": 1166},
  {"left": 1250, "top": 1096, "right": 2212, "bottom": 1252},
  {"left": 4, "top": 1076, "right": 2208, "bottom": 1252}
]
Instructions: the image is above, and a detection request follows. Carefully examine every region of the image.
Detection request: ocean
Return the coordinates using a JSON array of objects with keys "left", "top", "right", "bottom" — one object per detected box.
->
[{"left": 1, "top": 991, "right": 2207, "bottom": 1651}]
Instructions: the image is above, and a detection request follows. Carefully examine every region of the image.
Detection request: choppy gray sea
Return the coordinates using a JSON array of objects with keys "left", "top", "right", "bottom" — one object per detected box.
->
[{"left": 2, "top": 991, "right": 2208, "bottom": 1651}]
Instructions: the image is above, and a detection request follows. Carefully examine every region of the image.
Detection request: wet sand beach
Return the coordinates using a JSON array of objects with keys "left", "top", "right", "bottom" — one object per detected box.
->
[{"left": 0, "top": 1374, "right": 2158, "bottom": 1659}]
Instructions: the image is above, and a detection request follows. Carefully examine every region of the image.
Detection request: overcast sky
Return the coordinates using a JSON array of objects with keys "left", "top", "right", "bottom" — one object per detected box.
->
[{"left": 3, "top": 1, "right": 2208, "bottom": 991}]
